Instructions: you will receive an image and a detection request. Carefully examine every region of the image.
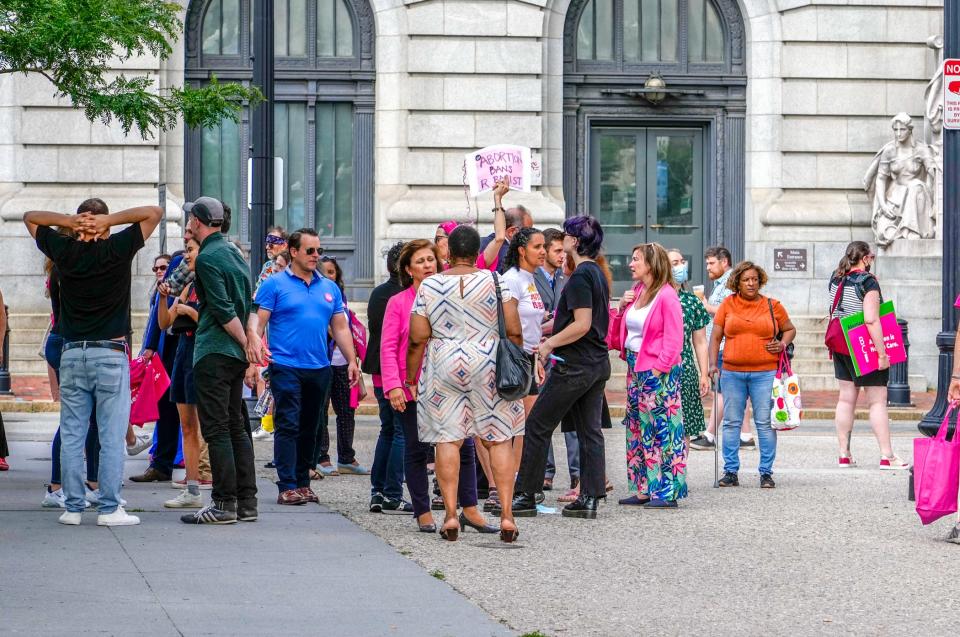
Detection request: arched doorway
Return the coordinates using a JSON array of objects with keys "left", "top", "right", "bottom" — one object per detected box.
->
[
  {"left": 184, "top": 0, "right": 376, "bottom": 298},
  {"left": 563, "top": 0, "right": 746, "bottom": 294}
]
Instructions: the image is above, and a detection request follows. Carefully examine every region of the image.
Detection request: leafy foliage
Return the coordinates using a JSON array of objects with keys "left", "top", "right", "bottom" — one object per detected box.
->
[{"left": 0, "top": 0, "right": 262, "bottom": 136}]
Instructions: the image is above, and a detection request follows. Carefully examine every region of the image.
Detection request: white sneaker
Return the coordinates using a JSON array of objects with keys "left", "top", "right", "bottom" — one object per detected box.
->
[
  {"left": 126, "top": 433, "right": 153, "bottom": 456},
  {"left": 97, "top": 506, "right": 141, "bottom": 527},
  {"left": 86, "top": 488, "right": 127, "bottom": 507},
  {"left": 252, "top": 427, "right": 273, "bottom": 441},
  {"left": 164, "top": 490, "right": 203, "bottom": 509},
  {"left": 43, "top": 488, "right": 92, "bottom": 509},
  {"left": 42, "top": 488, "right": 67, "bottom": 509},
  {"left": 58, "top": 511, "right": 82, "bottom": 525}
]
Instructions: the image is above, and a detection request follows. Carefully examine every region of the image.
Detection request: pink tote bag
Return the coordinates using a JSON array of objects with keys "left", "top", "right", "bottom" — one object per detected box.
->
[
  {"left": 913, "top": 404, "right": 960, "bottom": 525},
  {"left": 129, "top": 356, "right": 172, "bottom": 426}
]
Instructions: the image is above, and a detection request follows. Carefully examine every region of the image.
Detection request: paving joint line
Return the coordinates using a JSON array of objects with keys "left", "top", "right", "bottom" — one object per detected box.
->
[{"left": 109, "top": 526, "right": 185, "bottom": 637}]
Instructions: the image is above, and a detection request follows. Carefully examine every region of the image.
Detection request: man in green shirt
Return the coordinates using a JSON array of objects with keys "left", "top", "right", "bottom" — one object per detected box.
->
[{"left": 180, "top": 197, "right": 257, "bottom": 525}]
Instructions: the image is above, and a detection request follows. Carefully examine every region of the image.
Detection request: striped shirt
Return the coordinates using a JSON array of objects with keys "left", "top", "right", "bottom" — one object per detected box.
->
[{"left": 828, "top": 272, "right": 881, "bottom": 319}]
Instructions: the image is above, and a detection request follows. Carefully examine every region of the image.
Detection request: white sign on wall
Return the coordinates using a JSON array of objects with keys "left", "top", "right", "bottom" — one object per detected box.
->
[{"left": 944, "top": 58, "right": 960, "bottom": 130}]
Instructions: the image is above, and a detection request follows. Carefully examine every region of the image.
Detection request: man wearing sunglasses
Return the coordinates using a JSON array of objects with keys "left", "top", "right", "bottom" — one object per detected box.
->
[
  {"left": 254, "top": 227, "right": 288, "bottom": 294},
  {"left": 246, "top": 228, "right": 359, "bottom": 506}
]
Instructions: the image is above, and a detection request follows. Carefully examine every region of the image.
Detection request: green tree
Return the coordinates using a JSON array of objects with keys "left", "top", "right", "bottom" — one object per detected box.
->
[{"left": 0, "top": 0, "right": 261, "bottom": 136}]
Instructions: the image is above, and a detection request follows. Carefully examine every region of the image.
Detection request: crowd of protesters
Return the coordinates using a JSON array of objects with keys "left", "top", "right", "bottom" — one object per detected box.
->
[{"left": 8, "top": 179, "right": 935, "bottom": 540}]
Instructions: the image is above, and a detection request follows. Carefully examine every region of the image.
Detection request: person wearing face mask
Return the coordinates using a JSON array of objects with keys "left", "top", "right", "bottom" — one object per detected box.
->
[
  {"left": 708, "top": 262, "right": 796, "bottom": 489},
  {"left": 612, "top": 243, "right": 686, "bottom": 508},
  {"left": 828, "top": 241, "right": 909, "bottom": 471},
  {"left": 667, "top": 250, "right": 712, "bottom": 443}
]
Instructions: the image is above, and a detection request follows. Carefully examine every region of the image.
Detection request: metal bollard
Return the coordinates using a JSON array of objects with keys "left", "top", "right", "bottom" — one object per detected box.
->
[
  {"left": 887, "top": 319, "right": 911, "bottom": 407},
  {"left": 0, "top": 305, "right": 10, "bottom": 395}
]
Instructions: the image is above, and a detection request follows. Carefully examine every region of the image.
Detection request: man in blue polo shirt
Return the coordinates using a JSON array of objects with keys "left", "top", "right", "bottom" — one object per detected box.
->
[{"left": 246, "top": 228, "right": 359, "bottom": 506}]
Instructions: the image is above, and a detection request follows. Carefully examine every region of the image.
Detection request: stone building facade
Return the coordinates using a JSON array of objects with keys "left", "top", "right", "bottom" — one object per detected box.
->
[{"left": 0, "top": 0, "right": 945, "bottom": 387}]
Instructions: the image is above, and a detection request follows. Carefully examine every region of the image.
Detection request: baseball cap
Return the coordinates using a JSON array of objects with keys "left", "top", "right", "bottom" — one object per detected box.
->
[{"left": 183, "top": 197, "right": 225, "bottom": 227}]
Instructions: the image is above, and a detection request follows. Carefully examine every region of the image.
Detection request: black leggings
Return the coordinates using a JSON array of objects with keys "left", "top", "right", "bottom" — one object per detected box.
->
[{"left": 315, "top": 365, "right": 357, "bottom": 466}]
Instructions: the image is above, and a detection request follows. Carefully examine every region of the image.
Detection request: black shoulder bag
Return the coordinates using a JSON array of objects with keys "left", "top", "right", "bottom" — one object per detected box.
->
[
  {"left": 492, "top": 272, "right": 533, "bottom": 401},
  {"left": 767, "top": 297, "right": 794, "bottom": 361}
]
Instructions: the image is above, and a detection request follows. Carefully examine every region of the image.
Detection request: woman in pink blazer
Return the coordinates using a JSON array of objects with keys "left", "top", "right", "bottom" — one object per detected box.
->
[{"left": 613, "top": 243, "right": 687, "bottom": 509}]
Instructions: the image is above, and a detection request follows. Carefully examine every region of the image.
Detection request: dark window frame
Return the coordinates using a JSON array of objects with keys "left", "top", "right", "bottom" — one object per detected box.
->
[{"left": 184, "top": 0, "right": 376, "bottom": 293}]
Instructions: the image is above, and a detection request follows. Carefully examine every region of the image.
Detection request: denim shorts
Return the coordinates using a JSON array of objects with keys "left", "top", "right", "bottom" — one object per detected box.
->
[{"left": 169, "top": 337, "right": 196, "bottom": 405}]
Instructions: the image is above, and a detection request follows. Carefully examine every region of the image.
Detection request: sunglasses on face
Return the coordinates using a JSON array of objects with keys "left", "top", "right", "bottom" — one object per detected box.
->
[
  {"left": 300, "top": 247, "right": 323, "bottom": 256},
  {"left": 152, "top": 265, "right": 168, "bottom": 273}
]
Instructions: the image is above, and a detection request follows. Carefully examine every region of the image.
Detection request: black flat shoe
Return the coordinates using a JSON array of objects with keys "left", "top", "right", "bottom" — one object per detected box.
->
[
  {"left": 439, "top": 526, "right": 459, "bottom": 541},
  {"left": 562, "top": 495, "right": 601, "bottom": 519},
  {"left": 418, "top": 523, "right": 437, "bottom": 533},
  {"left": 618, "top": 495, "right": 650, "bottom": 506},
  {"left": 458, "top": 512, "right": 498, "bottom": 534},
  {"left": 510, "top": 492, "right": 538, "bottom": 518},
  {"left": 643, "top": 499, "right": 678, "bottom": 509}
]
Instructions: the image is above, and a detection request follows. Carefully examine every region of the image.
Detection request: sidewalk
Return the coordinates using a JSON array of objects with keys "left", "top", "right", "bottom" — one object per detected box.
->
[
  {"left": 2, "top": 375, "right": 937, "bottom": 421},
  {"left": 0, "top": 422, "right": 512, "bottom": 637}
]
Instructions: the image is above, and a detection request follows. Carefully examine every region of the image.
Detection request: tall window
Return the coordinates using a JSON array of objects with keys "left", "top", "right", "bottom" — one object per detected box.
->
[
  {"left": 187, "top": 0, "right": 375, "bottom": 290},
  {"left": 576, "top": 0, "right": 726, "bottom": 68}
]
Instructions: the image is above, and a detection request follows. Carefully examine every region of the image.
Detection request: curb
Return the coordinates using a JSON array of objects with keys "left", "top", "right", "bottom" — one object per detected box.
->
[{"left": 2, "top": 402, "right": 926, "bottom": 421}]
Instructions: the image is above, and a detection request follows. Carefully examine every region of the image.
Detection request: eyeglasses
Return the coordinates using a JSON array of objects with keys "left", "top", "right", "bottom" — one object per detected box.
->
[
  {"left": 434, "top": 235, "right": 448, "bottom": 243},
  {"left": 152, "top": 265, "right": 168, "bottom": 273}
]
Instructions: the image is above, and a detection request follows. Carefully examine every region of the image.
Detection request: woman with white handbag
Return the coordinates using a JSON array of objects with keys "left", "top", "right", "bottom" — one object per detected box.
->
[{"left": 708, "top": 262, "right": 796, "bottom": 489}]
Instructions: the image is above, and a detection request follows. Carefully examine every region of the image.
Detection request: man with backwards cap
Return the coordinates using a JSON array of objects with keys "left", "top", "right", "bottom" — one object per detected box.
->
[{"left": 178, "top": 197, "right": 258, "bottom": 525}]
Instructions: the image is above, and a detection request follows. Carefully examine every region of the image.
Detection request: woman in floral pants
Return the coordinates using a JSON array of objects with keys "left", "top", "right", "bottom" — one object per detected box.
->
[{"left": 613, "top": 244, "right": 686, "bottom": 508}]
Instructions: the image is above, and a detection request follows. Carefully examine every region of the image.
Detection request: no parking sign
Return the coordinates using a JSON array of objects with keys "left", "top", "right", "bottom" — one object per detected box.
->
[{"left": 945, "top": 58, "right": 960, "bottom": 130}]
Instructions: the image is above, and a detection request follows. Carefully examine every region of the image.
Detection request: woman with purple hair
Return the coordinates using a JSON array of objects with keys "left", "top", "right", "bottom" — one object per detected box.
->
[{"left": 511, "top": 215, "right": 612, "bottom": 521}]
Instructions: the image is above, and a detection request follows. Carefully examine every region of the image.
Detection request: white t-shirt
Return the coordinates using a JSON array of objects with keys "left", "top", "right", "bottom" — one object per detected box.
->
[
  {"left": 624, "top": 302, "right": 652, "bottom": 353},
  {"left": 500, "top": 267, "right": 546, "bottom": 353}
]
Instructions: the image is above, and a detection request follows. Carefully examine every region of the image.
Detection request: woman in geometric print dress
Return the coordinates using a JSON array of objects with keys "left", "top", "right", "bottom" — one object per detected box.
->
[
  {"left": 407, "top": 225, "right": 525, "bottom": 543},
  {"left": 667, "top": 249, "right": 712, "bottom": 440}
]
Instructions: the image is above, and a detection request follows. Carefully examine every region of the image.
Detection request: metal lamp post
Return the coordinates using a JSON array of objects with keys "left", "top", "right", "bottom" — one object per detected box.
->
[
  {"left": 920, "top": 2, "right": 960, "bottom": 436},
  {"left": 250, "top": 0, "right": 275, "bottom": 280}
]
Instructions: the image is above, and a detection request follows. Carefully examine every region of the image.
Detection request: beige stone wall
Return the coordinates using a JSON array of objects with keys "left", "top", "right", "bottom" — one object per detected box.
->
[{"left": 374, "top": 0, "right": 566, "bottom": 253}]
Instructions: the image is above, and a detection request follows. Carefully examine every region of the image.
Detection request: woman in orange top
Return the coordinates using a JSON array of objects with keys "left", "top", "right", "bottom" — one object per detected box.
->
[{"left": 708, "top": 261, "right": 795, "bottom": 489}]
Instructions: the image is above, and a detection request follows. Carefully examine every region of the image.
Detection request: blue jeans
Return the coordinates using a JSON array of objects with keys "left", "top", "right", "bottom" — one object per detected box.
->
[
  {"left": 59, "top": 347, "right": 130, "bottom": 514},
  {"left": 720, "top": 369, "right": 777, "bottom": 476},
  {"left": 46, "top": 332, "right": 100, "bottom": 484},
  {"left": 370, "top": 387, "right": 405, "bottom": 500},
  {"left": 270, "top": 364, "right": 332, "bottom": 492}
]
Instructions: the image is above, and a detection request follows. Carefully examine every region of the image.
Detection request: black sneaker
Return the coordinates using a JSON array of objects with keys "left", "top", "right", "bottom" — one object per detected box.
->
[
  {"left": 381, "top": 498, "right": 414, "bottom": 515},
  {"left": 511, "top": 492, "right": 538, "bottom": 517},
  {"left": 740, "top": 437, "right": 756, "bottom": 449},
  {"left": 945, "top": 524, "right": 960, "bottom": 544},
  {"left": 181, "top": 502, "right": 238, "bottom": 525},
  {"left": 718, "top": 472, "right": 739, "bottom": 487},
  {"left": 369, "top": 493, "right": 384, "bottom": 513},
  {"left": 689, "top": 435, "right": 715, "bottom": 451},
  {"left": 760, "top": 474, "right": 776, "bottom": 489},
  {"left": 237, "top": 499, "right": 258, "bottom": 522},
  {"left": 561, "top": 495, "right": 601, "bottom": 519}
]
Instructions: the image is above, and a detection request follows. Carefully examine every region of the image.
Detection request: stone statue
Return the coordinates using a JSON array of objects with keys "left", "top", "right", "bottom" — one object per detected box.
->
[
  {"left": 924, "top": 35, "right": 944, "bottom": 153},
  {"left": 863, "top": 113, "right": 939, "bottom": 248}
]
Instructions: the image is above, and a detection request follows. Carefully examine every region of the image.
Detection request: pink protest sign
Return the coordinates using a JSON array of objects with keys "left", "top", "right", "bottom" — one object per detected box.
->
[
  {"left": 465, "top": 145, "right": 532, "bottom": 196},
  {"left": 840, "top": 301, "right": 906, "bottom": 376}
]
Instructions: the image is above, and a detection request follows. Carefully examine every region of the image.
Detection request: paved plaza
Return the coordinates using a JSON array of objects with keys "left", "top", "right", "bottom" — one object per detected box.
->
[{"left": 1, "top": 413, "right": 957, "bottom": 636}]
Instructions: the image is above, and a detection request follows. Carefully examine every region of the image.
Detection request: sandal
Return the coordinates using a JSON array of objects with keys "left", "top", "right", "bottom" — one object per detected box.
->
[
  {"left": 309, "top": 469, "right": 324, "bottom": 481},
  {"left": 557, "top": 486, "right": 580, "bottom": 503},
  {"left": 482, "top": 488, "right": 500, "bottom": 513}
]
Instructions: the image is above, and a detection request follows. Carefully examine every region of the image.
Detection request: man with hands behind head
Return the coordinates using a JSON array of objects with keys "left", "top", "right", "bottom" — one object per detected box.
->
[{"left": 24, "top": 200, "right": 162, "bottom": 527}]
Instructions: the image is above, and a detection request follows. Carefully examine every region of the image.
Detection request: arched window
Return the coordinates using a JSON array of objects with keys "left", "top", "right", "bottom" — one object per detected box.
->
[
  {"left": 185, "top": 0, "right": 375, "bottom": 295},
  {"left": 575, "top": 0, "right": 727, "bottom": 69}
]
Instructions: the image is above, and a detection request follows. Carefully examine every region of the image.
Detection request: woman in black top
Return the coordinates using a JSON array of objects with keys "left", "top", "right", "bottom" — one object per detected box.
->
[
  {"left": 513, "top": 215, "right": 611, "bottom": 521},
  {"left": 829, "top": 241, "right": 908, "bottom": 471}
]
